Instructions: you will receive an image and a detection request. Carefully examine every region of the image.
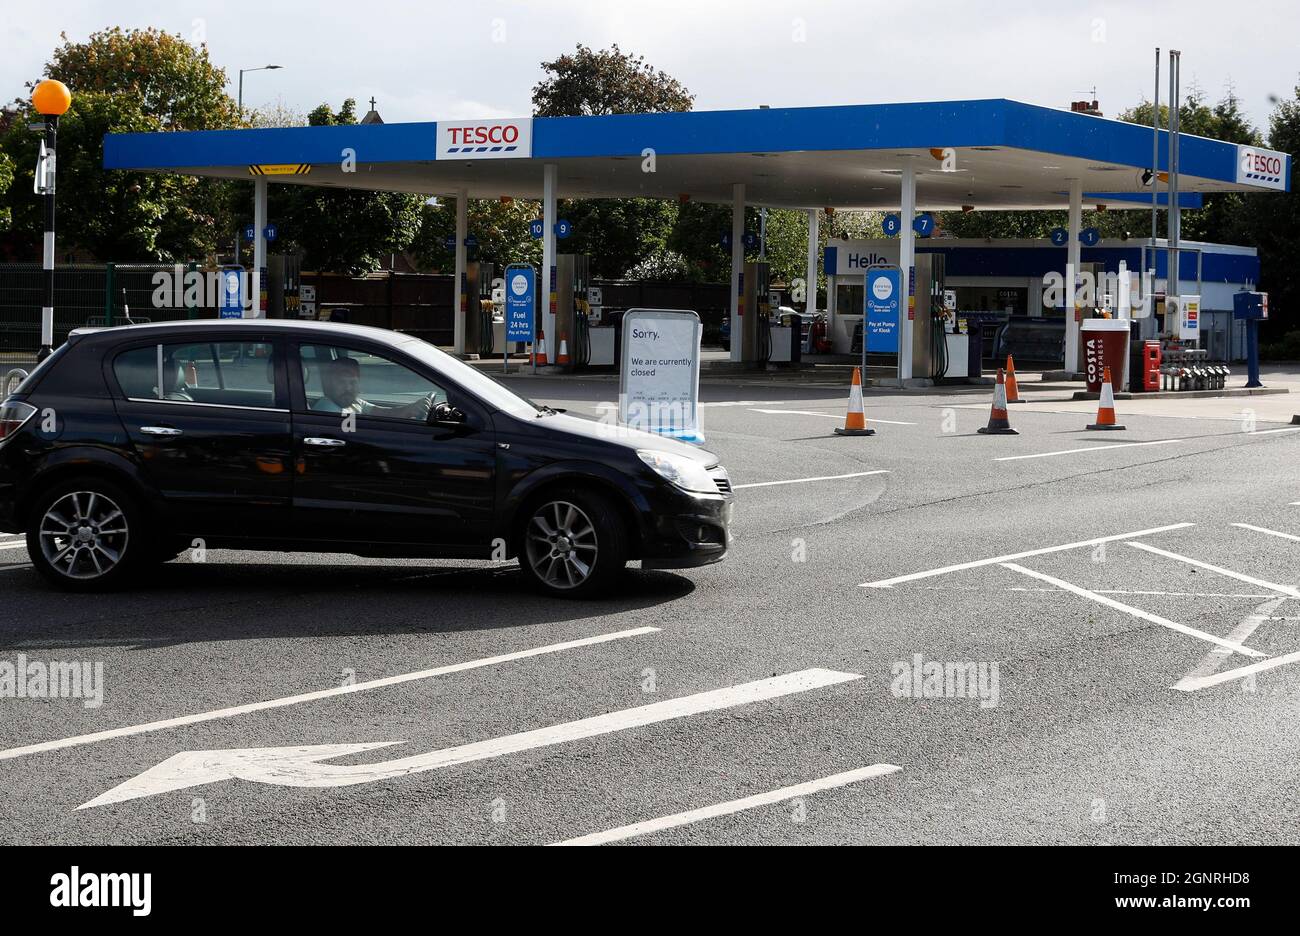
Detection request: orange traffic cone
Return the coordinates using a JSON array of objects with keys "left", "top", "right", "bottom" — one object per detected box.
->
[
  {"left": 535, "top": 328, "right": 548, "bottom": 366},
  {"left": 978, "top": 368, "right": 1019, "bottom": 435},
  {"left": 1087, "top": 366, "right": 1126, "bottom": 430},
  {"left": 1005, "top": 354, "right": 1023, "bottom": 403},
  {"left": 833, "top": 367, "right": 875, "bottom": 436},
  {"left": 557, "top": 336, "right": 571, "bottom": 366}
]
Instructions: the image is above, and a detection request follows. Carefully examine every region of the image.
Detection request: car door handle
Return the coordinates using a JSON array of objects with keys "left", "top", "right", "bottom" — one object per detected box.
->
[
  {"left": 140, "top": 426, "right": 183, "bottom": 437},
  {"left": 303, "top": 437, "right": 347, "bottom": 447}
]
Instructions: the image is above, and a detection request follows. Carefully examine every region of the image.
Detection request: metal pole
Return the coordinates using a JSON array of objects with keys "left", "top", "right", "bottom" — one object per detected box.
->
[
  {"left": 37, "top": 114, "right": 59, "bottom": 361},
  {"left": 1151, "top": 47, "right": 1160, "bottom": 246},
  {"left": 1168, "top": 50, "right": 1181, "bottom": 338},
  {"left": 238, "top": 70, "right": 244, "bottom": 113},
  {"left": 899, "top": 166, "right": 916, "bottom": 381}
]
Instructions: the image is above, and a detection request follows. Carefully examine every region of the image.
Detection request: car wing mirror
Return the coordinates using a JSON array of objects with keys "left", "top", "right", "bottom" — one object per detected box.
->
[{"left": 430, "top": 401, "right": 467, "bottom": 426}]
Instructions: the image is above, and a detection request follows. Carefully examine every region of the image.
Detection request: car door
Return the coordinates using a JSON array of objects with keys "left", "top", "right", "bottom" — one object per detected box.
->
[
  {"left": 288, "top": 340, "right": 497, "bottom": 551},
  {"left": 109, "top": 335, "right": 292, "bottom": 540}
]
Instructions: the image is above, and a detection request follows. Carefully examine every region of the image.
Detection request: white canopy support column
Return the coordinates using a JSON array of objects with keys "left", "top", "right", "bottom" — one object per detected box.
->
[
  {"left": 805, "top": 209, "right": 819, "bottom": 318},
  {"left": 898, "top": 166, "right": 916, "bottom": 380},
  {"left": 542, "top": 163, "right": 558, "bottom": 355},
  {"left": 453, "top": 188, "right": 467, "bottom": 354},
  {"left": 729, "top": 183, "right": 745, "bottom": 363},
  {"left": 1064, "top": 179, "right": 1083, "bottom": 375},
  {"left": 250, "top": 176, "right": 267, "bottom": 319}
]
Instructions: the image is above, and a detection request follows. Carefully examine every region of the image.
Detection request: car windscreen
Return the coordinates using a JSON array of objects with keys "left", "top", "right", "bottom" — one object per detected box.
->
[{"left": 397, "top": 337, "right": 540, "bottom": 418}]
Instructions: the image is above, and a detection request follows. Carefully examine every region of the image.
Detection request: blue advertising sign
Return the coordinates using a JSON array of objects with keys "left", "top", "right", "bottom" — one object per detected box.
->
[
  {"left": 504, "top": 264, "right": 535, "bottom": 342},
  {"left": 528, "top": 219, "right": 544, "bottom": 239},
  {"left": 865, "top": 267, "right": 902, "bottom": 352},
  {"left": 881, "top": 214, "right": 902, "bottom": 237},
  {"left": 465, "top": 234, "right": 479, "bottom": 248},
  {"left": 912, "top": 213, "right": 935, "bottom": 237},
  {"left": 1079, "top": 227, "right": 1101, "bottom": 247},
  {"left": 219, "top": 266, "right": 244, "bottom": 319},
  {"left": 1049, "top": 227, "right": 1069, "bottom": 246},
  {"left": 444, "top": 235, "right": 456, "bottom": 250}
]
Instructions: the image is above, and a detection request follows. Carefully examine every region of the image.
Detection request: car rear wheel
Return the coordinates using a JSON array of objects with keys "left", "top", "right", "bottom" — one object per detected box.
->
[
  {"left": 26, "top": 477, "right": 147, "bottom": 591},
  {"left": 518, "top": 489, "right": 628, "bottom": 598}
]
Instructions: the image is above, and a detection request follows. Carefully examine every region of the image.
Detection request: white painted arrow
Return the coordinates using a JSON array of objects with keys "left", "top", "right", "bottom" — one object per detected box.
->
[{"left": 79, "top": 668, "right": 862, "bottom": 809}]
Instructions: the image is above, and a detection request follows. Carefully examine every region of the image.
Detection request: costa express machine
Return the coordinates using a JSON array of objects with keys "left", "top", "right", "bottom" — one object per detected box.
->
[
  {"left": 462, "top": 259, "right": 498, "bottom": 357},
  {"left": 739, "top": 260, "right": 773, "bottom": 367}
]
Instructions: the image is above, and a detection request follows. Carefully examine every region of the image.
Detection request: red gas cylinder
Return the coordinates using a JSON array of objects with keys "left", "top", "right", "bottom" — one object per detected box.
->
[{"left": 1143, "top": 341, "right": 1161, "bottom": 392}]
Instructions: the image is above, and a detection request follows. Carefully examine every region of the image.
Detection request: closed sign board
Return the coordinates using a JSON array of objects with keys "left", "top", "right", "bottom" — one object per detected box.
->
[{"left": 619, "top": 309, "right": 703, "bottom": 443}]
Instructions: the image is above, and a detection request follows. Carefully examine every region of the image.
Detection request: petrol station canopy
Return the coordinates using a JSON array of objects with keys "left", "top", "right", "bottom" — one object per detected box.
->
[{"left": 103, "top": 98, "right": 1290, "bottom": 210}]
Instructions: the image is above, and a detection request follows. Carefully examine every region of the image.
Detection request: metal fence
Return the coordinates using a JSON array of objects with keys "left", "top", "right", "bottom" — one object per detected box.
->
[{"left": 0, "top": 263, "right": 216, "bottom": 363}]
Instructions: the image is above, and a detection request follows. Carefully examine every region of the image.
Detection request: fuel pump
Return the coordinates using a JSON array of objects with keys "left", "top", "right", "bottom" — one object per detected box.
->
[
  {"left": 908, "top": 253, "right": 947, "bottom": 381},
  {"left": 554, "top": 254, "right": 591, "bottom": 370},
  {"left": 740, "top": 260, "right": 773, "bottom": 367},
  {"left": 464, "top": 260, "right": 497, "bottom": 357}
]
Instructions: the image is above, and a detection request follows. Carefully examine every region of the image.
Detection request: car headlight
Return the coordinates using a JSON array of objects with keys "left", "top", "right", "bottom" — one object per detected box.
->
[{"left": 637, "top": 450, "right": 718, "bottom": 494}]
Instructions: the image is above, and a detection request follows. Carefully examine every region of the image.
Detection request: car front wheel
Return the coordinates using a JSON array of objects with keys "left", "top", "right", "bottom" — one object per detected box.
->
[{"left": 518, "top": 489, "right": 628, "bottom": 598}]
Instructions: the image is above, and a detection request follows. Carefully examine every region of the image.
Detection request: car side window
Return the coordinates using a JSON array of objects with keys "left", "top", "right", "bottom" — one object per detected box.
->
[
  {"left": 298, "top": 344, "right": 446, "bottom": 423},
  {"left": 113, "top": 341, "right": 280, "bottom": 408}
]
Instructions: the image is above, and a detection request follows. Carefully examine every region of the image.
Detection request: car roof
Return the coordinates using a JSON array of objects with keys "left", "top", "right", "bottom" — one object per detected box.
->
[{"left": 68, "top": 318, "right": 415, "bottom": 347}]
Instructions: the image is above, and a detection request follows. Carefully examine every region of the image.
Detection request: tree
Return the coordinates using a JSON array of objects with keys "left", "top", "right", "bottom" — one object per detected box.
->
[
  {"left": 0, "top": 148, "right": 12, "bottom": 232},
  {"left": 269, "top": 100, "right": 425, "bottom": 274},
  {"left": 532, "top": 44, "right": 693, "bottom": 117},
  {"left": 532, "top": 45, "right": 692, "bottom": 278},
  {"left": 1247, "top": 79, "right": 1300, "bottom": 345},
  {"left": 410, "top": 197, "right": 542, "bottom": 272},
  {"left": 0, "top": 28, "right": 240, "bottom": 261}
]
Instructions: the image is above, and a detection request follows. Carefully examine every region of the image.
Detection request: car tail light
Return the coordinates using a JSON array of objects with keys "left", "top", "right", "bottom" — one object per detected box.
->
[{"left": 0, "top": 401, "right": 37, "bottom": 442}]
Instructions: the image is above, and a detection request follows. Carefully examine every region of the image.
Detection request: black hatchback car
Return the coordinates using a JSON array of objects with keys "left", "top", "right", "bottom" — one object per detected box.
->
[{"left": 0, "top": 320, "right": 732, "bottom": 597}]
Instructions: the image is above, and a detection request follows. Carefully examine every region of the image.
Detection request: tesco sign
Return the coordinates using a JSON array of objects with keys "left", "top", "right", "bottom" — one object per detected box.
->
[
  {"left": 437, "top": 118, "right": 532, "bottom": 160},
  {"left": 1236, "top": 145, "right": 1287, "bottom": 191}
]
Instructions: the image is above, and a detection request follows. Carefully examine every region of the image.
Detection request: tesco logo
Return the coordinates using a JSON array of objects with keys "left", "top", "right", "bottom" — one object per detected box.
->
[
  {"left": 439, "top": 117, "right": 532, "bottom": 159},
  {"left": 448, "top": 124, "right": 521, "bottom": 146},
  {"left": 1241, "top": 149, "right": 1282, "bottom": 177}
]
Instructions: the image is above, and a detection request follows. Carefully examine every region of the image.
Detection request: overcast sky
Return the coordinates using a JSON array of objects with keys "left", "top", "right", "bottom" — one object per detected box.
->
[{"left": 3, "top": 1, "right": 1296, "bottom": 135}]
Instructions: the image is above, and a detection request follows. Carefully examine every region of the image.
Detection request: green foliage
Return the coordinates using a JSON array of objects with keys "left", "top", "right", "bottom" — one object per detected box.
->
[
  {"left": 532, "top": 44, "right": 693, "bottom": 117},
  {"left": 0, "top": 27, "right": 240, "bottom": 260},
  {"left": 269, "top": 99, "right": 425, "bottom": 275},
  {"left": 0, "top": 149, "right": 12, "bottom": 230},
  {"left": 1249, "top": 80, "right": 1300, "bottom": 343},
  {"left": 410, "top": 198, "right": 543, "bottom": 271}
]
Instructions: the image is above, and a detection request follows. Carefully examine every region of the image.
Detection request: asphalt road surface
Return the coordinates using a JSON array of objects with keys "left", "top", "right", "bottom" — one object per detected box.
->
[{"left": 2, "top": 377, "right": 1299, "bottom": 845}]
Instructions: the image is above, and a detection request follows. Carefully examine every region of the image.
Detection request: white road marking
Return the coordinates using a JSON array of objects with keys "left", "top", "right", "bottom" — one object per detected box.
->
[
  {"left": 1127, "top": 542, "right": 1300, "bottom": 599},
  {"left": 994, "top": 439, "right": 1184, "bottom": 462},
  {"left": 860, "top": 522, "right": 1195, "bottom": 588},
  {"left": 0, "top": 626, "right": 661, "bottom": 763},
  {"left": 1173, "top": 649, "right": 1300, "bottom": 692},
  {"left": 79, "top": 668, "right": 864, "bottom": 808},
  {"left": 734, "top": 470, "right": 890, "bottom": 490},
  {"left": 1247, "top": 426, "right": 1300, "bottom": 436},
  {"left": 1176, "top": 596, "right": 1289, "bottom": 686},
  {"left": 1232, "top": 523, "right": 1300, "bottom": 544},
  {"left": 549, "top": 764, "right": 902, "bottom": 846},
  {"left": 750, "top": 408, "right": 917, "bottom": 425},
  {"left": 0, "top": 563, "right": 31, "bottom": 572},
  {"left": 999, "top": 562, "right": 1267, "bottom": 658},
  {"left": 0, "top": 541, "right": 28, "bottom": 550}
]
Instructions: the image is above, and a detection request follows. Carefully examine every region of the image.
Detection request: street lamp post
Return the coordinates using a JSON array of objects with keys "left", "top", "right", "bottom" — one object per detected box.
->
[
  {"left": 32, "top": 79, "right": 71, "bottom": 362},
  {"left": 237, "top": 65, "right": 283, "bottom": 113}
]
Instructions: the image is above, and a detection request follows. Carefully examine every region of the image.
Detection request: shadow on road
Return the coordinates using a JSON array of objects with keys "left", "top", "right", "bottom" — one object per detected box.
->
[{"left": 0, "top": 560, "right": 695, "bottom": 651}]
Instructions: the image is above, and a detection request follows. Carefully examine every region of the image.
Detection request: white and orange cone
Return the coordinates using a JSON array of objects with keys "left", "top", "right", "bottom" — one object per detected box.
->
[
  {"left": 833, "top": 367, "right": 875, "bottom": 436},
  {"left": 1005, "top": 354, "right": 1023, "bottom": 403},
  {"left": 1087, "top": 366, "right": 1126, "bottom": 430},
  {"left": 978, "top": 368, "right": 1019, "bottom": 435},
  {"left": 535, "top": 327, "right": 548, "bottom": 366},
  {"left": 557, "top": 336, "right": 571, "bottom": 366}
]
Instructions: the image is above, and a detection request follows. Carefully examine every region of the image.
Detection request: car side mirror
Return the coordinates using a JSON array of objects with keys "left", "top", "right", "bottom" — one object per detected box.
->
[{"left": 430, "top": 401, "right": 467, "bottom": 426}]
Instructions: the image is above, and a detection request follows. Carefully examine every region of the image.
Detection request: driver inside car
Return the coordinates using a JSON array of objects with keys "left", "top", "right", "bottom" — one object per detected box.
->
[{"left": 311, "top": 356, "right": 433, "bottom": 420}]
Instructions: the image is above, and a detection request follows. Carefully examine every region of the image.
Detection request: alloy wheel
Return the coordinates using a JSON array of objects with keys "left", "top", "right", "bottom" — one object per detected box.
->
[
  {"left": 38, "top": 491, "right": 130, "bottom": 580},
  {"left": 524, "top": 500, "right": 599, "bottom": 590}
]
